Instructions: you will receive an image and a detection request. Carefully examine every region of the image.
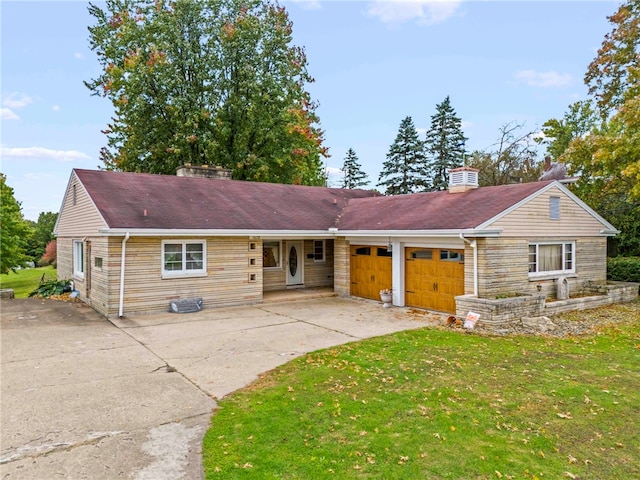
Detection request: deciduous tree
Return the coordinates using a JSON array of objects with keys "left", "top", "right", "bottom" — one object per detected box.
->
[
  {"left": 585, "top": 0, "right": 640, "bottom": 117},
  {"left": 340, "top": 148, "right": 369, "bottom": 189},
  {"left": 466, "top": 122, "right": 542, "bottom": 186},
  {"left": 0, "top": 174, "right": 32, "bottom": 274},
  {"left": 537, "top": 100, "right": 598, "bottom": 160},
  {"left": 378, "top": 116, "right": 427, "bottom": 195},
  {"left": 86, "top": 0, "right": 327, "bottom": 185},
  {"left": 424, "top": 96, "right": 467, "bottom": 191}
]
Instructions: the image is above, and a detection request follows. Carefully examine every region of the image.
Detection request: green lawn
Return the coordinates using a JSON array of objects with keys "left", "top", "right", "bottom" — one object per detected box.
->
[
  {"left": 0, "top": 266, "right": 57, "bottom": 298},
  {"left": 203, "top": 301, "right": 640, "bottom": 479}
]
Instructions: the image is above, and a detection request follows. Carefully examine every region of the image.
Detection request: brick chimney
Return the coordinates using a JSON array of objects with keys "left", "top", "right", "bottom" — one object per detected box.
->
[
  {"left": 176, "top": 164, "right": 232, "bottom": 180},
  {"left": 448, "top": 166, "right": 479, "bottom": 193}
]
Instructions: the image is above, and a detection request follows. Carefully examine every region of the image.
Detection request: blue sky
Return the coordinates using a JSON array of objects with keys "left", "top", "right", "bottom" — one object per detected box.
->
[{"left": 1, "top": 0, "right": 616, "bottom": 220}]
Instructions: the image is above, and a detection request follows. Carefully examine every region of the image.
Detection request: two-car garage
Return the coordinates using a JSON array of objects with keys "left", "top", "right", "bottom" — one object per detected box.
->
[{"left": 350, "top": 244, "right": 465, "bottom": 314}]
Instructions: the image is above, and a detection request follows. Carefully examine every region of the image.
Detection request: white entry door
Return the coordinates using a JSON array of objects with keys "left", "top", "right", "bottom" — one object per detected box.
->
[{"left": 286, "top": 241, "right": 304, "bottom": 286}]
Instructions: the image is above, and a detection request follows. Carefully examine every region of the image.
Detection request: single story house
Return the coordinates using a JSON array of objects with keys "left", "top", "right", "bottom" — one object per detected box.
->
[{"left": 54, "top": 166, "right": 627, "bottom": 319}]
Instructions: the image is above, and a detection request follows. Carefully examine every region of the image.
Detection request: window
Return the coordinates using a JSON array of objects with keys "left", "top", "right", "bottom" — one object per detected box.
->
[
  {"left": 162, "top": 241, "right": 206, "bottom": 277},
  {"left": 94, "top": 257, "right": 103, "bottom": 269},
  {"left": 263, "top": 241, "right": 281, "bottom": 268},
  {"left": 410, "top": 249, "right": 433, "bottom": 260},
  {"left": 440, "top": 250, "right": 464, "bottom": 262},
  {"left": 354, "top": 247, "right": 371, "bottom": 256},
  {"left": 314, "top": 240, "right": 325, "bottom": 262},
  {"left": 377, "top": 247, "right": 392, "bottom": 257},
  {"left": 549, "top": 196, "right": 560, "bottom": 220},
  {"left": 528, "top": 242, "right": 574, "bottom": 276},
  {"left": 73, "top": 240, "right": 84, "bottom": 278}
]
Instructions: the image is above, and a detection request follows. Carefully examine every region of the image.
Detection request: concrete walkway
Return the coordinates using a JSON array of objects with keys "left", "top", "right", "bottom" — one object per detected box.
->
[{"left": 1, "top": 296, "right": 443, "bottom": 479}]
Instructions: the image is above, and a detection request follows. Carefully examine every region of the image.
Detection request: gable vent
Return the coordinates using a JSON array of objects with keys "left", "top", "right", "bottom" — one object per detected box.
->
[{"left": 448, "top": 166, "right": 479, "bottom": 193}]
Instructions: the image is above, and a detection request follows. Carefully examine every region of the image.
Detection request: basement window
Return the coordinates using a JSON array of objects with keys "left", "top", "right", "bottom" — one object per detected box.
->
[{"left": 162, "top": 240, "right": 206, "bottom": 278}]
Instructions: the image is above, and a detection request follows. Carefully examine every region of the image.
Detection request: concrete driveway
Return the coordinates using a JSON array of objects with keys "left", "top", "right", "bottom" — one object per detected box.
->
[{"left": 1, "top": 296, "right": 442, "bottom": 479}]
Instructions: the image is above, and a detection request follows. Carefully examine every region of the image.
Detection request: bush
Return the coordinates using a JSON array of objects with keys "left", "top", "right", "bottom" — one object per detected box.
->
[
  {"left": 607, "top": 256, "right": 640, "bottom": 282},
  {"left": 38, "top": 240, "right": 57, "bottom": 267},
  {"left": 29, "top": 278, "right": 71, "bottom": 298}
]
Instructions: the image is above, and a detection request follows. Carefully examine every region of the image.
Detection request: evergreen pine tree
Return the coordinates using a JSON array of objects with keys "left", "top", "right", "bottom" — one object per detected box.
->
[
  {"left": 378, "top": 116, "right": 428, "bottom": 195},
  {"left": 340, "top": 148, "right": 369, "bottom": 189},
  {"left": 424, "top": 96, "right": 467, "bottom": 190}
]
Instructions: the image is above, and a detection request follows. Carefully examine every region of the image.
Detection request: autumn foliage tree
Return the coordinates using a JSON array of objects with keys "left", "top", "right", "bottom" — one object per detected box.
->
[
  {"left": 40, "top": 240, "right": 57, "bottom": 267},
  {"left": 542, "top": 0, "right": 640, "bottom": 255},
  {"left": 86, "top": 0, "right": 327, "bottom": 185}
]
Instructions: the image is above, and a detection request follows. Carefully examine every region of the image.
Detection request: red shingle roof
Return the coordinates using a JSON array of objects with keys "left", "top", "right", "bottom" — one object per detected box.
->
[
  {"left": 74, "top": 169, "right": 376, "bottom": 230},
  {"left": 73, "top": 169, "right": 554, "bottom": 232},
  {"left": 337, "top": 181, "right": 554, "bottom": 230}
]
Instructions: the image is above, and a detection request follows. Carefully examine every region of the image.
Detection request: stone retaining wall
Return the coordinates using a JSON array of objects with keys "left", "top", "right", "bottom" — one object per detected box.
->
[{"left": 455, "top": 281, "right": 639, "bottom": 326}]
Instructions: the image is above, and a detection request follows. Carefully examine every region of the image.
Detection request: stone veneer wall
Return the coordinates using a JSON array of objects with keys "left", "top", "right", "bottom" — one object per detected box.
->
[{"left": 456, "top": 281, "right": 638, "bottom": 326}]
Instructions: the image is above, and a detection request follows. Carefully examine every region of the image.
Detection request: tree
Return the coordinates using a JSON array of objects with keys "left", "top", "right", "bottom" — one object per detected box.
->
[
  {"left": 585, "top": 0, "right": 640, "bottom": 118},
  {"left": 544, "top": 0, "right": 640, "bottom": 255},
  {"left": 378, "top": 116, "right": 427, "bottom": 195},
  {"left": 466, "top": 122, "right": 542, "bottom": 186},
  {"left": 537, "top": 100, "right": 598, "bottom": 160},
  {"left": 26, "top": 212, "right": 58, "bottom": 260},
  {"left": 86, "top": 0, "right": 327, "bottom": 185},
  {"left": 40, "top": 240, "right": 57, "bottom": 267},
  {"left": 424, "top": 96, "right": 467, "bottom": 191},
  {"left": 0, "top": 174, "right": 32, "bottom": 274},
  {"left": 340, "top": 148, "right": 369, "bottom": 189}
]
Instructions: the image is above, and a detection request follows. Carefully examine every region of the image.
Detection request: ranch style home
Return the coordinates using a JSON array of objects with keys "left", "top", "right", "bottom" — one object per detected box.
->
[{"left": 54, "top": 166, "right": 634, "bottom": 321}]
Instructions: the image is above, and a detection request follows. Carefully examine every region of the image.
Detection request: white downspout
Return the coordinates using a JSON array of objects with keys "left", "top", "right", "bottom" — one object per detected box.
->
[
  {"left": 460, "top": 234, "right": 478, "bottom": 296},
  {"left": 118, "top": 232, "right": 130, "bottom": 318}
]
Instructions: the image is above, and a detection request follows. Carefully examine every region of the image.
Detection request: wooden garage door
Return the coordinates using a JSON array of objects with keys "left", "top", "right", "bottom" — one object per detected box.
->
[
  {"left": 405, "top": 248, "right": 464, "bottom": 313},
  {"left": 350, "top": 245, "right": 392, "bottom": 300}
]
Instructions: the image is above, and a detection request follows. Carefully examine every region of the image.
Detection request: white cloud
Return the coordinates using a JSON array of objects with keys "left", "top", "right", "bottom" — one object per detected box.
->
[
  {"left": 1, "top": 146, "right": 91, "bottom": 162},
  {"left": 368, "top": 0, "right": 462, "bottom": 26},
  {"left": 52, "top": 105, "right": 60, "bottom": 111},
  {"left": 2, "top": 92, "right": 33, "bottom": 109},
  {"left": 514, "top": 70, "right": 573, "bottom": 88},
  {"left": 74, "top": 52, "right": 84, "bottom": 60},
  {"left": 325, "top": 166, "right": 343, "bottom": 176},
  {"left": 1, "top": 108, "right": 20, "bottom": 120}
]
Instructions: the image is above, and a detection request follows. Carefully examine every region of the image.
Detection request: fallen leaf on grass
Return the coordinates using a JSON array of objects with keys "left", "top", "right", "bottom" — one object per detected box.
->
[{"left": 557, "top": 412, "right": 573, "bottom": 419}]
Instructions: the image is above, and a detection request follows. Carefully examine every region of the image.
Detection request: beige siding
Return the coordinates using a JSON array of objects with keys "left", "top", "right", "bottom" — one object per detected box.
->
[
  {"left": 488, "top": 186, "right": 611, "bottom": 237},
  {"left": 475, "top": 237, "right": 607, "bottom": 299},
  {"left": 55, "top": 173, "right": 108, "bottom": 237},
  {"left": 333, "top": 238, "right": 350, "bottom": 296},
  {"left": 98, "top": 236, "right": 262, "bottom": 317},
  {"left": 303, "top": 240, "right": 335, "bottom": 288}
]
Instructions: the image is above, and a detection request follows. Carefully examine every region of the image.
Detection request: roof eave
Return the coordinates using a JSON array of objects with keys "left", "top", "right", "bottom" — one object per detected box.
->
[
  {"left": 334, "top": 228, "right": 503, "bottom": 237},
  {"left": 99, "top": 228, "right": 341, "bottom": 238}
]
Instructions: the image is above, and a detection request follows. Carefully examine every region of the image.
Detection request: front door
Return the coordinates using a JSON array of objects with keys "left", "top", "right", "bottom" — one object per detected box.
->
[{"left": 286, "top": 241, "right": 303, "bottom": 286}]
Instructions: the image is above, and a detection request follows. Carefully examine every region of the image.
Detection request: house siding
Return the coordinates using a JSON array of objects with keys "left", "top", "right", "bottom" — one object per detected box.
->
[
  {"left": 264, "top": 240, "right": 335, "bottom": 292},
  {"left": 97, "top": 236, "right": 262, "bottom": 317},
  {"left": 475, "top": 237, "right": 607, "bottom": 299},
  {"left": 488, "top": 186, "right": 609, "bottom": 237},
  {"left": 334, "top": 238, "right": 350, "bottom": 296},
  {"left": 55, "top": 173, "right": 107, "bottom": 237}
]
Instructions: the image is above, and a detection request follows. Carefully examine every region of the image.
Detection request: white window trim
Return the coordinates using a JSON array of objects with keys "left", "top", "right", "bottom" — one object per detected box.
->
[
  {"left": 263, "top": 240, "right": 282, "bottom": 270},
  {"left": 528, "top": 241, "right": 575, "bottom": 278},
  {"left": 313, "top": 240, "right": 325, "bottom": 263},
  {"left": 161, "top": 240, "right": 207, "bottom": 279},
  {"left": 73, "top": 240, "right": 84, "bottom": 279}
]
